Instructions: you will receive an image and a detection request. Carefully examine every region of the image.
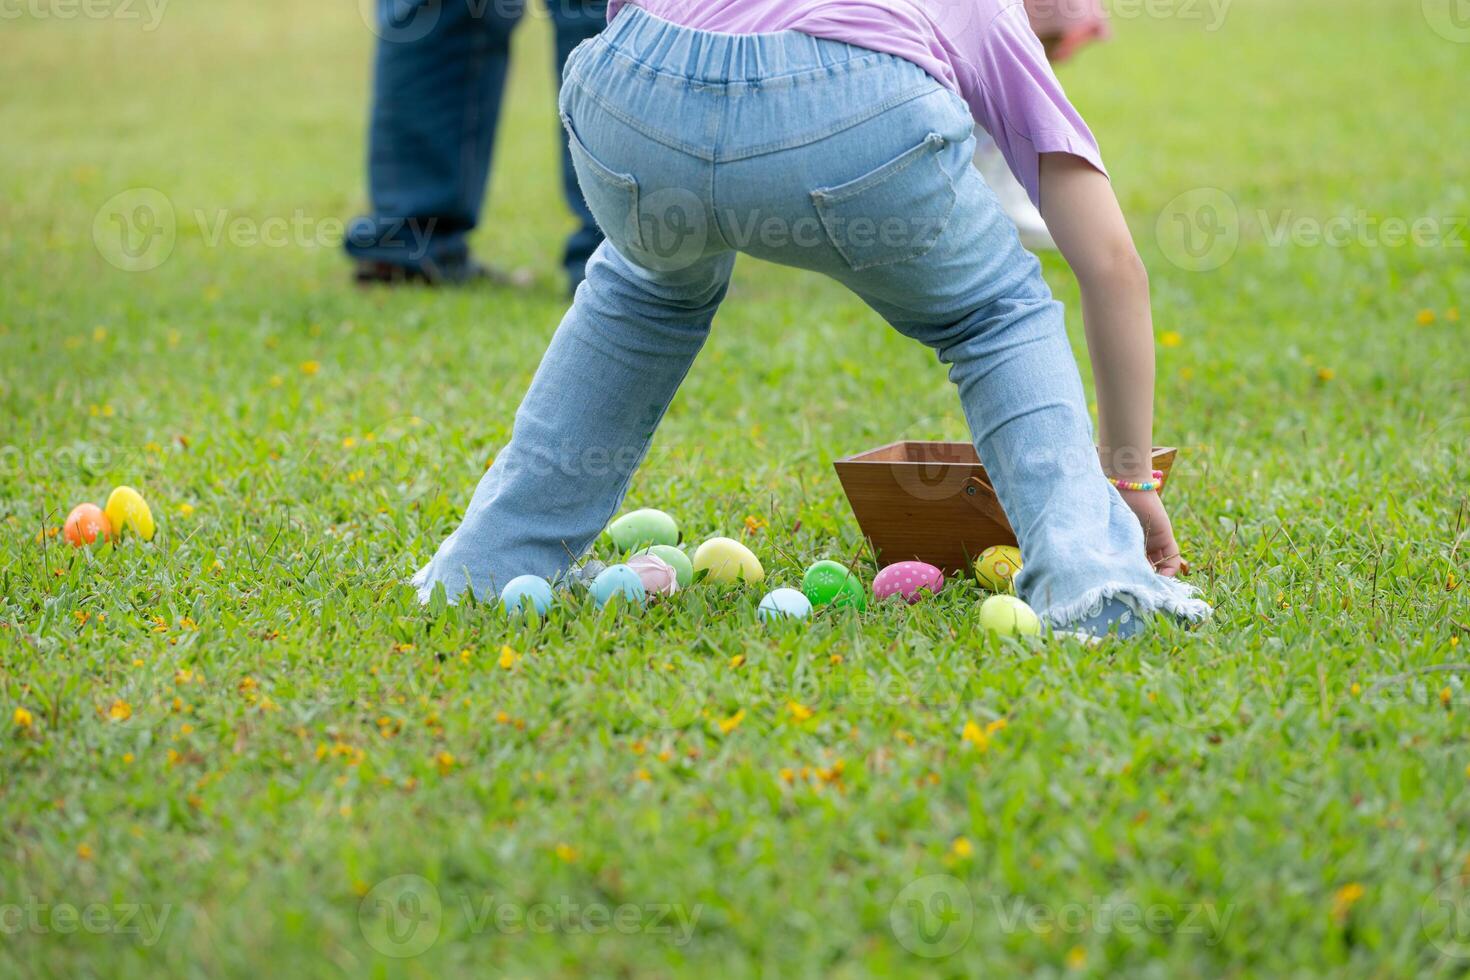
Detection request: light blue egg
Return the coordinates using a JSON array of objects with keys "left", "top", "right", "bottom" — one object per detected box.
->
[
  {"left": 590, "top": 564, "right": 647, "bottom": 608},
  {"left": 758, "top": 587, "right": 813, "bottom": 623},
  {"left": 500, "top": 574, "right": 554, "bottom": 617}
]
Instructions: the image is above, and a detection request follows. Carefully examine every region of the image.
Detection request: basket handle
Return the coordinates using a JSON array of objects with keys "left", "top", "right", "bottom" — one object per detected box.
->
[{"left": 962, "top": 475, "right": 1014, "bottom": 533}]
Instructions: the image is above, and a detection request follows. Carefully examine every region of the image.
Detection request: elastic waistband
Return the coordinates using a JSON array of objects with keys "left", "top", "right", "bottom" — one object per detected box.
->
[{"left": 600, "top": 6, "right": 881, "bottom": 84}]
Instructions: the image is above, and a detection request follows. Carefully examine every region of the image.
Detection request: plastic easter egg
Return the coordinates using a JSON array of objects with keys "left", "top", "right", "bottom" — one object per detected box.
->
[
  {"left": 974, "top": 545, "right": 1022, "bottom": 593},
  {"left": 692, "top": 536, "right": 764, "bottom": 584},
  {"left": 607, "top": 508, "right": 680, "bottom": 551},
  {"left": 758, "top": 588, "right": 813, "bottom": 623},
  {"left": 500, "top": 574, "right": 554, "bottom": 617},
  {"left": 104, "top": 485, "right": 155, "bottom": 541},
  {"left": 590, "top": 564, "right": 647, "bottom": 607},
  {"left": 63, "top": 503, "right": 112, "bottom": 547},
  {"left": 872, "top": 561, "right": 945, "bottom": 604},
  {"left": 801, "top": 559, "right": 866, "bottom": 610},
  {"left": 627, "top": 553, "right": 679, "bottom": 596},
  {"left": 638, "top": 545, "right": 693, "bottom": 588},
  {"left": 979, "top": 594, "right": 1041, "bottom": 637}
]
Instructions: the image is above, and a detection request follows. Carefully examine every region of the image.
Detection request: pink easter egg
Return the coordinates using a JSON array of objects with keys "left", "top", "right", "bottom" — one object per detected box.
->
[
  {"left": 627, "top": 553, "right": 679, "bottom": 596},
  {"left": 872, "top": 561, "right": 945, "bottom": 604}
]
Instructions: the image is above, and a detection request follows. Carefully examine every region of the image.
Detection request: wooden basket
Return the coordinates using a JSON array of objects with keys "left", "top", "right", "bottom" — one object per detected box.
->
[{"left": 833, "top": 441, "right": 1177, "bottom": 574}]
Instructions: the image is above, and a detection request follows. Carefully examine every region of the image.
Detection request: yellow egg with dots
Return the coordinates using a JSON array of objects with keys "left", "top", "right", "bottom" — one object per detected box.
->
[
  {"left": 692, "top": 536, "right": 764, "bottom": 584},
  {"left": 974, "top": 545, "right": 1022, "bottom": 593},
  {"left": 104, "top": 485, "right": 156, "bottom": 541}
]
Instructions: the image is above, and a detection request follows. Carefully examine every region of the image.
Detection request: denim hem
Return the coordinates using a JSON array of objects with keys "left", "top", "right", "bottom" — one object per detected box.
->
[{"left": 1039, "top": 579, "right": 1213, "bottom": 630}]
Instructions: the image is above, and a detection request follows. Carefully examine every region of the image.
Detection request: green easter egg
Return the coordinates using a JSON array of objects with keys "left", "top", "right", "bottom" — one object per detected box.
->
[
  {"left": 638, "top": 544, "right": 694, "bottom": 588},
  {"left": 978, "top": 594, "right": 1041, "bottom": 636},
  {"left": 607, "top": 508, "right": 680, "bottom": 551},
  {"left": 801, "top": 559, "right": 866, "bottom": 610}
]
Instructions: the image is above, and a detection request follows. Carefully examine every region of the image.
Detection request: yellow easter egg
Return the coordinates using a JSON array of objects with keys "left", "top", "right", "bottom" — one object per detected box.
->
[
  {"left": 692, "top": 536, "right": 764, "bottom": 585},
  {"left": 974, "top": 545, "right": 1021, "bottom": 593},
  {"left": 104, "top": 485, "right": 156, "bottom": 541}
]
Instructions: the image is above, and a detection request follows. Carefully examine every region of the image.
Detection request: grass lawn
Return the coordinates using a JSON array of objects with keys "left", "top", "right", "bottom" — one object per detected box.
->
[{"left": 2, "top": 0, "right": 1468, "bottom": 974}]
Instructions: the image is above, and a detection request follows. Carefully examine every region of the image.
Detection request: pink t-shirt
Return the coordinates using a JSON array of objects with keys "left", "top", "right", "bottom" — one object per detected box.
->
[{"left": 606, "top": 0, "right": 1106, "bottom": 206}]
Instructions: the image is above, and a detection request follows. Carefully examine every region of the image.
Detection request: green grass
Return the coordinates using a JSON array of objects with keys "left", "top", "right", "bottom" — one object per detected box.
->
[{"left": 2, "top": 0, "right": 1468, "bottom": 975}]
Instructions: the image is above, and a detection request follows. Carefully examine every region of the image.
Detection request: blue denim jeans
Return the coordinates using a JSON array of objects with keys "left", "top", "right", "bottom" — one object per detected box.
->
[
  {"left": 344, "top": 0, "right": 606, "bottom": 281},
  {"left": 413, "top": 7, "right": 1210, "bottom": 632}
]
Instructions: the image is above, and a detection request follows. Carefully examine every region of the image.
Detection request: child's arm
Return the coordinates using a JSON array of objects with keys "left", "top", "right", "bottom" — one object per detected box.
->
[{"left": 1037, "top": 152, "right": 1185, "bottom": 576}]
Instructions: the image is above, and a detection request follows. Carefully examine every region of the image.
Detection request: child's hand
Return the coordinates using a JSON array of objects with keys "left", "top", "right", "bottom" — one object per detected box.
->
[{"left": 1119, "top": 490, "right": 1187, "bottom": 577}]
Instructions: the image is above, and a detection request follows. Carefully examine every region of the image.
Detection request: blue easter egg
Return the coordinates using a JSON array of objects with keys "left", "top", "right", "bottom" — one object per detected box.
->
[
  {"left": 590, "top": 564, "right": 647, "bottom": 608},
  {"left": 758, "top": 587, "right": 813, "bottom": 623},
  {"left": 500, "top": 574, "right": 554, "bottom": 617}
]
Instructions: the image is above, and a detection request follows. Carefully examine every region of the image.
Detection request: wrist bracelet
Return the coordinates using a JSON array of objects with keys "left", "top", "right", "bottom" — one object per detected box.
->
[{"left": 1110, "top": 470, "right": 1165, "bottom": 492}]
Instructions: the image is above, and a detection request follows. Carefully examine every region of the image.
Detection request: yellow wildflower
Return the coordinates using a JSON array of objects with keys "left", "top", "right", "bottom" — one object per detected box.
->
[
  {"left": 300, "top": 360, "right": 321, "bottom": 376},
  {"left": 788, "top": 701, "right": 814, "bottom": 722},
  {"left": 728, "top": 654, "right": 745, "bottom": 668},
  {"left": 1066, "top": 946, "right": 1087, "bottom": 970},
  {"left": 1416, "top": 309, "right": 1436, "bottom": 326},
  {"left": 717, "top": 709, "right": 746, "bottom": 734},
  {"left": 554, "top": 843, "right": 578, "bottom": 863},
  {"left": 1332, "top": 882, "right": 1365, "bottom": 921},
  {"left": 1159, "top": 330, "right": 1183, "bottom": 348},
  {"left": 498, "top": 646, "right": 519, "bottom": 669},
  {"left": 107, "top": 700, "right": 132, "bottom": 722},
  {"left": 77, "top": 843, "right": 94, "bottom": 861},
  {"left": 13, "top": 707, "right": 33, "bottom": 729},
  {"left": 961, "top": 720, "right": 988, "bottom": 750},
  {"left": 951, "top": 837, "right": 974, "bottom": 858}
]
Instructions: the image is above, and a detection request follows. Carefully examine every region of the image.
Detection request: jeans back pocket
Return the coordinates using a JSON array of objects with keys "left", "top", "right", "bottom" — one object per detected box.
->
[
  {"left": 561, "top": 110, "right": 646, "bottom": 255},
  {"left": 810, "top": 132, "right": 956, "bottom": 272}
]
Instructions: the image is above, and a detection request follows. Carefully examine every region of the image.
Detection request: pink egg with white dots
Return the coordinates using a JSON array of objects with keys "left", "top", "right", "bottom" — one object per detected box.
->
[{"left": 872, "top": 561, "right": 945, "bottom": 604}]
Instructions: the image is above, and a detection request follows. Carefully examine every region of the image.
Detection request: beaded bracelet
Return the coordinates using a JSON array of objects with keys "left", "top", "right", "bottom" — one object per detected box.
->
[{"left": 1110, "top": 470, "right": 1165, "bottom": 492}]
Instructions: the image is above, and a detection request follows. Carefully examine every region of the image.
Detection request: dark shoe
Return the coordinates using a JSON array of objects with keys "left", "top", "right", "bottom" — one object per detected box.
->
[{"left": 353, "top": 258, "right": 533, "bottom": 289}]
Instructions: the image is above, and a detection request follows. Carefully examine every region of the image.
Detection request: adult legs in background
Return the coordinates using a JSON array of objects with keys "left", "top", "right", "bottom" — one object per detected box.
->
[
  {"left": 548, "top": 0, "right": 610, "bottom": 287},
  {"left": 345, "top": 0, "right": 606, "bottom": 288},
  {"left": 412, "top": 244, "right": 735, "bottom": 603}
]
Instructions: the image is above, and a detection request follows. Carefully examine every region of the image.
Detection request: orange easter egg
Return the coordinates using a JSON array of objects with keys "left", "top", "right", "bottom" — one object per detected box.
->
[{"left": 63, "top": 503, "right": 112, "bottom": 547}]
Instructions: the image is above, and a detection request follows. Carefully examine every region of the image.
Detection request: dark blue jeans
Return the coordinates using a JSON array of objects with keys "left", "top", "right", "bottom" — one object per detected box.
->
[{"left": 345, "top": 0, "right": 606, "bottom": 282}]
